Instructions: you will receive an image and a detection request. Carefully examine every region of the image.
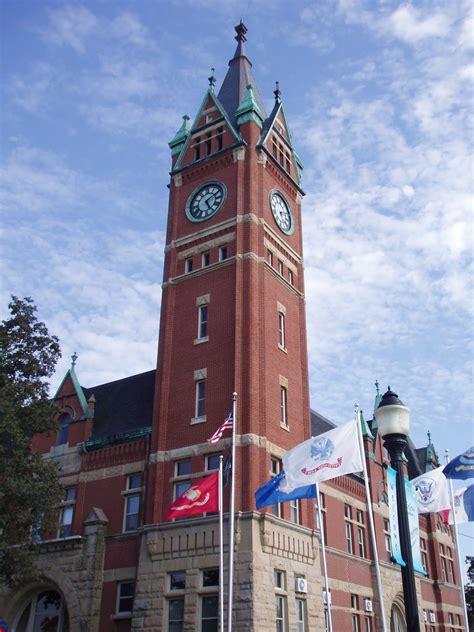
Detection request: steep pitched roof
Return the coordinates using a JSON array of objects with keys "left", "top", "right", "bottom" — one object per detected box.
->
[
  {"left": 82, "top": 369, "right": 155, "bottom": 439},
  {"left": 217, "top": 21, "right": 267, "bottom": 127},
  {"left": 53, "top": 353, "right": 89, "bottom": 419}
]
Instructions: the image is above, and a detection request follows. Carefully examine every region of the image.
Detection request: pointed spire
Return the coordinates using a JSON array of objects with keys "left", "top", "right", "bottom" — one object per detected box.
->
[
  {"left": 218, "top": 22, "right": 267, "bottom": 127},
  {"left": 233, "top": 20, "right": 248, "bottom": 57},
  {"left": 208, "top": 68, "right": 216, "bottom": 91}
]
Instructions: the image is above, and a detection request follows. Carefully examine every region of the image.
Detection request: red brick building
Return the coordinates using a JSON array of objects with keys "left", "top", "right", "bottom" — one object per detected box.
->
[{"left": 1, "top": 22, "right": 465, "bottom": 632}]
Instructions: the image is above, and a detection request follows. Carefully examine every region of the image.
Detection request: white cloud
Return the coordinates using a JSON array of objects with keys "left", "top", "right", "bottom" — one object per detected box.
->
[
  {"left": 389, "top": 5, "right": 451, "bottom": 43},
  {"left": 43, "top": 5, "right": 98, "bottom": 54}
]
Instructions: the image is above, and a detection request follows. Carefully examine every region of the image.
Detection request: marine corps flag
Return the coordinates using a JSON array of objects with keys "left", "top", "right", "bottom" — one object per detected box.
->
[{"left": 165, "top": 472, "right": 219, "bottom": 520}]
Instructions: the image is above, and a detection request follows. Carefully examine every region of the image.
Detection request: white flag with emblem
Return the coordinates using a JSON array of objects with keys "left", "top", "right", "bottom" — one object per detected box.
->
[
  {"left": 411, "top": 466, "right": 450, "bottom": 514},
  {"left": 282, "top": 419, "right": 363, "bottom": 492}
]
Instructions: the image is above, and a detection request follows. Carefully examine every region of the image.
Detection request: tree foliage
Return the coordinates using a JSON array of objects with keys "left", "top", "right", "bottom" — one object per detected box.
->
[
  {"left": 466, "top": 555, "right": 474, "bottom": 627},
  {"left": 0, "top": 296, "right": 64, "bottom": 587}
]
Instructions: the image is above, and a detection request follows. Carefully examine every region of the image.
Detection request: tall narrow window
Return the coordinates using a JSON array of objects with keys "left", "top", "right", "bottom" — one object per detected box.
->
[
  {"left": 383, "top": 519, "right": 392, "bottom": 559},
  {"left": 194, "top": 136, "right": 201, "bottom": 161},
  {"left": 447, "top": 547, "right": 455, "bottom": 583},
  {"left": 280, "top": 386, "right": 288, "bottom": 426},
  {"left": 219, "top": 245, "right": 228, "bottom": 261},
  {"left": 205, "top": 132, "right": 212, "bottom": 156},
  {"left": 420, "top": 537, "right": 428, "bottom": 574},
  {"left": 288, "top": 269, "right": 294, "bottom": 285},
  {"left": 196, "top": 380, "right": 206, "bottom": 418},
  {"left": 201, "top": 569, "right": 219, "bottom": 631},
  {"left": 168, "top": 571, "right": 185, "bottom": 632},
  {"left": 356, "top": 510, "right": 365, "bottom": 558},
  {"left": 290, "top": 498, "right": 300, "bottom": 524},
  {"left": 116, "top": 581, "right": 135, "bottom": 615},
  {"left": 202, "top": 251, "right": 210, "bottom": 267},
  {"left": 198, "top": 305, "right": 208, "bottom": 340},
  {"left": 216, "top": 127, "right": 224, "bottom": 151},
  {"left": 270, "top": 458, "right": 282, "bottom": 517},
  {"left": 58, "top": 486, "right": 76, "bottom": 538},
  {"left": 278, "top": 259, "right": 284, "bottom": 275},
  {"left": 58, "top": 506, "right": 74, "bottom": 538},
  {"left": 440, "top": 543, "right": 448, "bottom": 581},
  {"left": 317, "top": 491, "right": 327, "bottom": 545},
  {"left": 295, "top": 598, "right": 306, "bottom": 632},
  {"left": 278, "top": 312, "right": 285, "bottom": 349},
  {"left": 345, "top": 505, "right": 354, "bottom": 554},
  {"left": 123, "top": 474, "right": 142, "bottom": 532},
  {"left": 274, "top": 570, "right": 287, "bottom": 632},
  {"left": 185, "top": 258, "right": 193, "bottom": 273},
  {"left": 351, "top": 595, "right": 360, "bottom": 632},
  {"left": 57, "top": 413, "right": 72, "bottom": 445},
  {"left": 267, "top": 250, "right": 273, "bottom": 266}
]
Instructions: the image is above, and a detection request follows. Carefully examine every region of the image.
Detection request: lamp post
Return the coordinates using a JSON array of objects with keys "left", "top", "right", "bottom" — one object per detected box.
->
[{"left": 375, "top": 387, "right": 421, "bottom": 632}]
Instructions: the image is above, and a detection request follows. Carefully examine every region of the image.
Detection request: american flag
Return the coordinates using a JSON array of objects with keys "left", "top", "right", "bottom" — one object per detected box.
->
[{"left": 207, "top": 412, "right": 233, "bottom": 444}]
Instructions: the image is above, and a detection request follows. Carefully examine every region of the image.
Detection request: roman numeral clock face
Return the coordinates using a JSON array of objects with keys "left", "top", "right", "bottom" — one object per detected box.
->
[
  {"left": 185, "top": 181, "right": 227, "bottom": 223},
  {"left": 269, "top": 190, "right": 294, "bottom": 235}
]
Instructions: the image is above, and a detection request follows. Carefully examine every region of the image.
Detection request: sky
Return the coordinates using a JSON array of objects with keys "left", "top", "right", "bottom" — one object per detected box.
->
[{"left": 1, "top": 0, "right": 473, "bottom": 559}]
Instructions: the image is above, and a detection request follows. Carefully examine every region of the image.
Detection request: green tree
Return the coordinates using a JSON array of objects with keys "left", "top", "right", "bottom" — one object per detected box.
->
[
  {"left": 466, "top": 555, "right": 474, "bottom": 629},
  {"left": 0, "top": 295, "right": 64, "bottom": 587}
]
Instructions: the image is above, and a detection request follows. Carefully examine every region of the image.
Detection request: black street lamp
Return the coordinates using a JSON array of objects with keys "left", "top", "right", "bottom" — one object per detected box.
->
[{"left": 375, "top": 387, "right": 421, "bottom": 632}]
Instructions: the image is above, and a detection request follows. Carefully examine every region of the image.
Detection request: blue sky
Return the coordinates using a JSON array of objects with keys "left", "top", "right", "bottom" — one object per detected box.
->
[{"left": 1, "top": 0, "right": 472, "bottom": 556}]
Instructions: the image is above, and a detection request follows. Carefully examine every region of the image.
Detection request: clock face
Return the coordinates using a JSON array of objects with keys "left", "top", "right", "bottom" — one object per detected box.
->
[
  {"left": 269, "top": 190, "right": 294, "bottom": 235},
  {"left": 185, "top": 181, "right": 227, "bottom": 223}
]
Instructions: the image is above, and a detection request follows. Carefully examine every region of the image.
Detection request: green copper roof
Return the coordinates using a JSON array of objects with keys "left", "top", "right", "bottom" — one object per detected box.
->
[
  {"left": 53, "top": 353, "right": 90, "bottom": 418},
  {"left": 236, "top": 84, "right": 264, "bottom": 128},
  {"left": 359, "top": 409, "right": 374, "bottom": 440},
  {"left": 169, "top": 115, "right": 190, "bottom": 155},
  {"left": 173, "top": 88, "right": 242, "bottom": 171},
  {"left": 84, "top": 426, "right": 152, "bottom": 452}
]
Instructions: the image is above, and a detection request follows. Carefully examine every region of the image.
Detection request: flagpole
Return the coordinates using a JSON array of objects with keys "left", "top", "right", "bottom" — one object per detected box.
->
[
  {"left": 444, "top": 449, "right": 469, "bottom": 631},
  {"left": 355, "top": 404, "right": 388, "bottom": 632},
  {"left": 316, "top": 482, "right": 333, "bottom": 632},
  {"left": 219, "top": 455, "right": 224, "bottom": 632},
  {"left": 227, "top": 392, "right": 237, "bottom": 632}
]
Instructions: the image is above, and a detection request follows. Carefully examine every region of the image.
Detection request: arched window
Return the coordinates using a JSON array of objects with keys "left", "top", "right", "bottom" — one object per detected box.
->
[
  {"left": 57, "top": 413, "right": 72, "bottom": 446},
  {"left": 15, "top": 590, "right": 69, "bottom": 632},
  {"left": 390, "top": 602, "right": 406, "bottom": 632}
]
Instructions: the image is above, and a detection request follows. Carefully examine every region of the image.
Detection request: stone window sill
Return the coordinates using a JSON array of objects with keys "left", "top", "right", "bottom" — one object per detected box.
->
[
  {"left": 191, "top": 415, "right": 207, "bottom": 425},
  {"left": 280, "top": 423, "right": 290, "bottom": 432},
  {"left": 194, "top": 336, "right": 209, "bottom": 345}
]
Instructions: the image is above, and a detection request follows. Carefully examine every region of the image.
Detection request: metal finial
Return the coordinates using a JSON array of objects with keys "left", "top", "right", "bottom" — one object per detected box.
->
[
  {"left": 427, "top": 430, "right": 432, "bottom": 444},
  {"left": 208, "top": 68, "right": 216, "bottom": 90},
  {"left": 375, "top": 380, "right": 380, "bottom": 395},
  {"left": 274, "top": 81, "right": 282, "bottom": 101},
  {"left": 71, "top": 352, "right": 78, "bottom": 368},
  {"left": 235, "top": 20, "right": 247, "bottom": 42}
]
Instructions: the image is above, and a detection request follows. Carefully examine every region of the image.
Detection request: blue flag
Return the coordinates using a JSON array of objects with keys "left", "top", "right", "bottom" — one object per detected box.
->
[
  {"left": 443, "top": 447, "right": 474, "bottom": 480},
  {"left": 255, "top": 471, "right": 317, "bottom": 509}
]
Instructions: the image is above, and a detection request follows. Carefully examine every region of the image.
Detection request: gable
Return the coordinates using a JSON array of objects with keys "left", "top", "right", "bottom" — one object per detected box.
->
[
  {"left": 259, "top": 101, "right": 303, "bottom": 184},
  {"left": 174, "top": 90, "right": 242, "bottom": 171}
]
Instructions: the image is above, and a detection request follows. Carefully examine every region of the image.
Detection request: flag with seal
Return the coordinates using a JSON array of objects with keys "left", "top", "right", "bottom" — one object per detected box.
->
[
  {"left": 411, "top": 466, "right": 450, "bottom": 514},
  {"left": 165, "top": 472, "right": 218, "bottom": 520},
  {"left": 282, "top": 419, "right": 363, "bottom": 492}
]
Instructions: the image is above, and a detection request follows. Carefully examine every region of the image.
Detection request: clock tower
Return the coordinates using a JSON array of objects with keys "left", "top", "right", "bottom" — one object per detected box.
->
[{"left": 137, "top": 22, "right": 324, "bottom": 630}]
